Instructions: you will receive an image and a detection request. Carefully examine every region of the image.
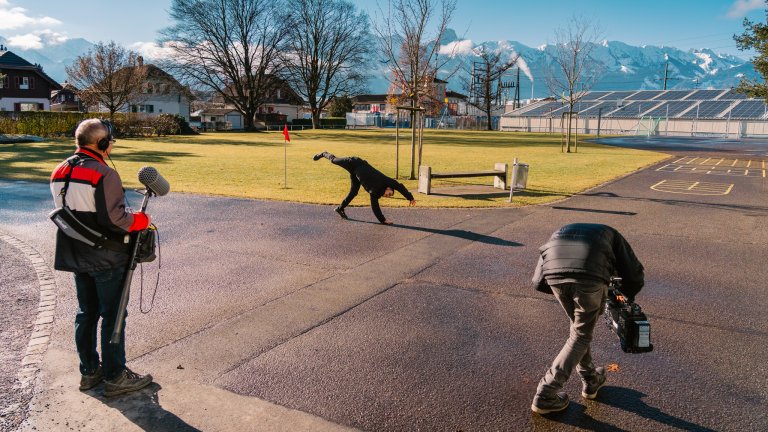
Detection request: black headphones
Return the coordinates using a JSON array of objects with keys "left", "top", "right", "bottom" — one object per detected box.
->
[{"left": 97, "top": 119, "right": 114, "bottom": 151}]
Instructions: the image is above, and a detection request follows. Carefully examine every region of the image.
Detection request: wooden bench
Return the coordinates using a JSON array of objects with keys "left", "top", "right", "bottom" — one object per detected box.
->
[{"left": 418, "top": 163, "right": 508, "bottom": 194}]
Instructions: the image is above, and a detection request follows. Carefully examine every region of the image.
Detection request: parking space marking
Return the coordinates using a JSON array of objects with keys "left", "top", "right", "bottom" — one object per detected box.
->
[
  {"left": 651, "top": 179, "right": 734, "bottom": 195},
  {"left": 657, "top": 156, "right": 766, "bottom": 177}
]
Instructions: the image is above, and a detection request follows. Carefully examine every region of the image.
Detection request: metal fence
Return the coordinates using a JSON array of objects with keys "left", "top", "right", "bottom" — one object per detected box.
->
[{"left": 346, "top": 112, "right": 497, "bottom": 130}]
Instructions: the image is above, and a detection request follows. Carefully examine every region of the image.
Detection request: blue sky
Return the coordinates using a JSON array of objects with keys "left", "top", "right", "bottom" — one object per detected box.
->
[{"left": 0, "top": 0, "right": 764, "bottom": 59}]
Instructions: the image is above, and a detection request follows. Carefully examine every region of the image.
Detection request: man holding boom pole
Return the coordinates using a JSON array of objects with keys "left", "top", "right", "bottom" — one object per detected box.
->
[{"left": 50, "top": 119, "right": 153, "bottom": 396}]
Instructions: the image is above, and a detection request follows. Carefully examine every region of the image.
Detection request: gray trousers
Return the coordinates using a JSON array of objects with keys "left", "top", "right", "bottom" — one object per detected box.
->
[{"left": 536, "top": 280, "right": 607, "bottom": 397}]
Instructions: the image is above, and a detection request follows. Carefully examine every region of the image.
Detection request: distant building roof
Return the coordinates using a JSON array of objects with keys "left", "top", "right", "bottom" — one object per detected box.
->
[
  {"left": 0, "top": 49, "right": 61, "bottom": 89},
  {"left": 353, "top": 94, "right": 389, "bottom": 103},
  {"left": 446, "top": 90, "right": 467, "bottom": 99},
  {"left": 200, "top": 108, "right": 241, "bottom": 116}
]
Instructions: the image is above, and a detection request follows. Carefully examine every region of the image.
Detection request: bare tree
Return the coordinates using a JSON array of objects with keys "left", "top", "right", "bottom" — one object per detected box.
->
[
  {"left": 281, "top": 0, "right": 371, "bottom": 129},
  {"left": 65, "top": 41, "right": 147, "bottom": 119},
  {"left": 545, "top": 16, "right": 603, "bottom": 152},
  {"left": 160, "top": 0, "right": 290, "bottom": 131},
  {"left": 373, "top": 0, "right": 456, "bottom": 178},
  {"left": 465, "top": 45, "right": 519, "bottom": 130}
]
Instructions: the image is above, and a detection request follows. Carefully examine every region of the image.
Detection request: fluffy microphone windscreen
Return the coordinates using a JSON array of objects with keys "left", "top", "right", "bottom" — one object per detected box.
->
[{"left": 137, "top": 166, "right": 170, "bottom": 196}]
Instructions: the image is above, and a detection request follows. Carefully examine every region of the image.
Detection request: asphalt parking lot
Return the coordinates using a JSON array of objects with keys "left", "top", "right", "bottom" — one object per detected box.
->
[{"left": 1, "top": 136, "right": 767, "bottom": 431}]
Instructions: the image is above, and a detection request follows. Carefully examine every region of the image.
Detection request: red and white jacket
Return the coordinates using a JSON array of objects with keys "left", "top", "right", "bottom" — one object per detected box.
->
[{"left": 50, "top": 148, "right": 149, "bottom": 272}]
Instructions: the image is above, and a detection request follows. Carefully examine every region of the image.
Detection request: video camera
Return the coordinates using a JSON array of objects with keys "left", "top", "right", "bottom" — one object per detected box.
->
[{"left": 604, "top": 277, "right": 653, "bottom": 353}]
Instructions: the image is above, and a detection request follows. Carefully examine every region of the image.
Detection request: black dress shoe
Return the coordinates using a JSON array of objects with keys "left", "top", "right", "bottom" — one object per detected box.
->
[
  {"left": 334, "top": 207, "right": 348, "bottom": 219},
  {"left": 313, "top": 153, "right": 323, "bottom": 161}
]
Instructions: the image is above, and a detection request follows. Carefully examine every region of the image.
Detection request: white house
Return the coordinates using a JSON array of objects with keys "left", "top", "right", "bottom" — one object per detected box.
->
[
  {"left": 126, "top": 58, "right": 192, "bottom": 121},
  {"left": 197, "top": 108, "right": 243, "bottom": 130}
]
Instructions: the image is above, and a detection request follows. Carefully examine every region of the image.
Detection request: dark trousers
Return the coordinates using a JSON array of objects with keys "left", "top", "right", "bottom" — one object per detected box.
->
[
  {"left": 536, "top": 280, "right": 606, "bottom": 397},
  {"left": 74, "top": 267, "right": 127, "bottom": 380},
  {"left": 321, "top": 153, "right": 362, "bottom": 209}
]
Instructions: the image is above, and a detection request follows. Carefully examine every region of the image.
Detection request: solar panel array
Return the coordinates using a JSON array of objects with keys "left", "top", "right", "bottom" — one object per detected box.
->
[
  {"left": 728, "top": 100, "right": 767, "bottom": 119},
  {"left": 509, "top": 89, "right": 768, "bottom": 120}
]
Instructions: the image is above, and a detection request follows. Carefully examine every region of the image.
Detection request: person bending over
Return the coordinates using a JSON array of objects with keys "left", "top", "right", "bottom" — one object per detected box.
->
[
  {"left": 530, "top": 223, "right": 644, "bottom": 414},
  {"left": 313, "top": 152, "right": 416, "bottom": 224}
]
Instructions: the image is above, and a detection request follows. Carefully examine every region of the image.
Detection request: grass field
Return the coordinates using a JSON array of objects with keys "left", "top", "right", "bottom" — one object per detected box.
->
[{"left": 1, "top": 129, "right": 669, "bottom": 208}]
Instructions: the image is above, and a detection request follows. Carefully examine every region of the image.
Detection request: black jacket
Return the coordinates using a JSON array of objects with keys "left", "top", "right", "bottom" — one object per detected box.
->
[
  {"left": 531, "top": 223, "right": 644, "bottom": 299},
  {"left": 353, "top": 159, "right": 413, "bottom": 201},
  {"left": 333, "top": 156, "right": 414, "bottom": 223}
]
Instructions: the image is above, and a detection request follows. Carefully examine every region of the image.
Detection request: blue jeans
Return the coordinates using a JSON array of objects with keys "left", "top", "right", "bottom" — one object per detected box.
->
[
  {"left": 536, "top": 280, "right": 607, "bottom": 397},
  {"left": 74, "top": 267, "right": 127, "bottom": 380}
]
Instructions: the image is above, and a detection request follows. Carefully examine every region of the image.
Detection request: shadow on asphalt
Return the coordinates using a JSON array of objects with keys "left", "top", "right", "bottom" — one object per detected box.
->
[
  {"left": 531, "top": 400, "right": 629, "bottom": 432},
  {"left": 598, "top": 387, "right": 718, "bottom": 432},
  {"left": 348, "top": 219, "right": 523, "bottom": 246},
  {"left": 581, "top": 192, "right": 768, "bottom": 216},
  {"left": 532, "top": 387, "right": 717, "bottom": 432},
  {"left": 86, "top": 382, "right": 201, "bottom": 431}
]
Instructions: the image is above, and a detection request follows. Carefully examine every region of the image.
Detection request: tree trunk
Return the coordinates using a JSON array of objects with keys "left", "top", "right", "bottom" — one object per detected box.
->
[
  {"left": 309, "top": 100, "right": 319, "bottom": 129},
  {"left": 410, "top": 100, "right": 417, "bottom": 180},
  {"left": 243, "top": 110, "right": 256, "bottom": 131},
  {"left": 566, "top": 109, "right": 572, "bottom": 153}
]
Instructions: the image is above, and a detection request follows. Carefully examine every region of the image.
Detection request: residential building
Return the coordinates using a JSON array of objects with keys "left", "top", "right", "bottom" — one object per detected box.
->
[
  {"left": 352, "top": 94, "right": 392, "bottom": 114},
  {"left": 50, "top": 81, "right": 84, "bottom": 112},
  {"left": 254, "top": 75, "right": 304, "bottom": 123},
  {"left": 126, "top": 57, "right": 192, "bottom": 121},
  {"left": 0, "top": 45, "right": 61, "bottom": 111},
  {"left": 195, "top": 108, "right": 243, "bottom": 131}
]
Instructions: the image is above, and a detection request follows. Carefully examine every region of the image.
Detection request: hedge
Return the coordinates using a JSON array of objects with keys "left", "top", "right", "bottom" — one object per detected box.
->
[{"left": 0, "top": 111, "right": 196, "bottom": 137}]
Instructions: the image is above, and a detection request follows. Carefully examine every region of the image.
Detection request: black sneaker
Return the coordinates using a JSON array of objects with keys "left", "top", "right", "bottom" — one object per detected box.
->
[
  {"left": 79, "top": 365, "right": 104, "bottom": 391},
  {"left": 313, "top": 153, "right": 324, "bottom": 161},
  {"left": 582, "top": 367, "right": 607, "bottom": 399},
  {"left": 531, "top": 392, "right": 569, "bottom": 414},
  {"left": 103, "top": 368, "right": 153, "bottom": 397},
  {"left": 335, "top": 206, "right": 348, "bottom": 219}
]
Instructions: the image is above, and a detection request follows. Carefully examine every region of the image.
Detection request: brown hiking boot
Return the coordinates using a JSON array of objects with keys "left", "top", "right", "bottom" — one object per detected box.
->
[
  {"left": 103, "top": 368, "right": 153, "bottom": 397},
  {"left": 79, "top": 365, "right": 104, "bottom": 391}
]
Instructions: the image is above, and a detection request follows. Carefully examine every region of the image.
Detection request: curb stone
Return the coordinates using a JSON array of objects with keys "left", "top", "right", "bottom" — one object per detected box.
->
[{"left": 0, "top": 233, "right": 57, "bottom": 390}]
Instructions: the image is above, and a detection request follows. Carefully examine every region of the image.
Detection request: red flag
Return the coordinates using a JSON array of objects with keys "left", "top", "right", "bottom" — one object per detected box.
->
[{"left": 282, "top": 124, "right": 291, "bottom": 142}]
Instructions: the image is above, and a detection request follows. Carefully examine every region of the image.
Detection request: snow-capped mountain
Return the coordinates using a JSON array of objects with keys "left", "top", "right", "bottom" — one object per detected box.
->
[
  {"left": 1, "top": 31, "right": 758, "bottom": 98},
  {"left": 367, "top": 29, "right": 759, "bottom": 98}
]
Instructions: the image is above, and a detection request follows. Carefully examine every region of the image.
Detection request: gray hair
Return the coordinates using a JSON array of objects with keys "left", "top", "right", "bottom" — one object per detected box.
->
[{"left": 75, "top": 119, "right": 108, "bottom": 147}]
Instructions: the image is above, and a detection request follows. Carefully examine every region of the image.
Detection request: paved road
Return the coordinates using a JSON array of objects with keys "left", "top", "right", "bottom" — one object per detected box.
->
[{"left": 1, "top": 136, "right": 767, "bottom": 431}]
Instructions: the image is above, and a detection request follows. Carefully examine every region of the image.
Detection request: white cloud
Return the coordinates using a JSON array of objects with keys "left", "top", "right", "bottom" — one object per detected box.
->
[
  {"left": 439, "top": 39, "right": 474, "bottom": 57},
  {"left": 129, "top": 41, "right": 177, "bottom": 60},
  {"left": 7, "top": 33, "right": 43, "bottom": 49},
  {"left": 727, "top": 0, "right": 764, "bottom": 18},
  {"left": 0, "top": 2, "right": 62, "bottom": 30},
  {"left": 6, "top": 29, "right": 68, "bottom": 50}
]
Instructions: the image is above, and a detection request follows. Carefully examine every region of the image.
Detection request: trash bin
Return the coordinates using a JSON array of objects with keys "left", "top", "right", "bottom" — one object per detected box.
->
[{"left": 512, "top": 162, "right": 529, "bottom": 190}]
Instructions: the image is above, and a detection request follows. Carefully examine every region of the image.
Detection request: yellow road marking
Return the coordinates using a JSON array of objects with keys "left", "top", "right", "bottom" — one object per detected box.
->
[
  {"left": 700, "top": 158, "right": 712, "bottom": 165},
  {"left": 715, "top": 158, "right": 724, "bottom": 166},
  {"left": 651, "top": 179, "right": 733, "bottom": 195},
  {"left": 731, "top": 159, "right": 738, "bottom": 167}
]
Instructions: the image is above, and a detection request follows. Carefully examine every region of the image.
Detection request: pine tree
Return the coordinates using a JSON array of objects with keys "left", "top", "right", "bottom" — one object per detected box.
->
[{"left": 735, "top": 6, "right": 768, "bottom": 99}]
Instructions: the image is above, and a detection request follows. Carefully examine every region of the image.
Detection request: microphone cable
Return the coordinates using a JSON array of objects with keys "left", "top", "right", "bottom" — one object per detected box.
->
[
  {"left": 107, "top": 152, "right": 162, "bottom": 314},
  {"left": 139, "top": 227, "right": 161, "bottom": 314}
]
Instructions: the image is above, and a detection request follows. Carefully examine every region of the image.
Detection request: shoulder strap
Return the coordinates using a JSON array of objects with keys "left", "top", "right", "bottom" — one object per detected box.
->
[{"left": 59, "top": 155, "right": 83, "bottom": 208}]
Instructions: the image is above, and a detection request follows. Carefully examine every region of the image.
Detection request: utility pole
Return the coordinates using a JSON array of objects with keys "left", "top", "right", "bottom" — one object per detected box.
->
[
  {"left": 657, "top": 62, "right": 680, "bottom": 90},
  {"left": 515, "top": 68, "right": 521, "bottom": 109}
]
